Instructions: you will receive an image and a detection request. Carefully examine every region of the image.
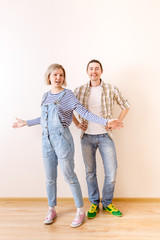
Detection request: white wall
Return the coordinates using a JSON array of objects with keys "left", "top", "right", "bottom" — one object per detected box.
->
[{"left": 0, "top": 0, "right": 160, "bottom": 198}]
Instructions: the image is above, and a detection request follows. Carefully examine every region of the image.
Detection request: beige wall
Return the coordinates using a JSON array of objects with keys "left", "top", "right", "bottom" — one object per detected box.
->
[{"left": 0, "top": 0, "right": 160, "bottom": 198}]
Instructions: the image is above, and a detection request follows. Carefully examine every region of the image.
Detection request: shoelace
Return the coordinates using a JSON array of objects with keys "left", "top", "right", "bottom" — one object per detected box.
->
[
  {"left": 73, "top": 212, "right": 84, "bottom": 221},
  {"left": 89, "top": 205, "right": 97, "bottom": 213},
  {"left": 74, "top": 213, "right": 81, "bottom": 220},
  {"left": 46, "top": 209, "right": 54, "bottom": 219},
  {"left": 110, "top": 204, "right": 117, "bottom": 211}
]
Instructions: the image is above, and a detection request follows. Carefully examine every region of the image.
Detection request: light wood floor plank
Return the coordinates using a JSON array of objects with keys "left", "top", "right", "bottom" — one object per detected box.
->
[{"left": 0, "top": 199, "right": 160, "bottom": 240}]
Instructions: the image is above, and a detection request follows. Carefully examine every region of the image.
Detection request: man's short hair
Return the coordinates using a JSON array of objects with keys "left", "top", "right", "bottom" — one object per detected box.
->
[{"left": 86, "top": 59, "right": 103, "bottom": 71}]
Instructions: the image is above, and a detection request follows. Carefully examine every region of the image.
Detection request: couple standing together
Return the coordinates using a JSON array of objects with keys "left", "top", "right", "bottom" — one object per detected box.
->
[{"left": 13, "top": 59, "right": 130, "bottom": 228}]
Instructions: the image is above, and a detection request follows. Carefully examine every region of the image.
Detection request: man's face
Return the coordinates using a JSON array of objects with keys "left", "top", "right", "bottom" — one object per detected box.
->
[{"left": 87, "top": 62, "right": 103, "bottom": 82}]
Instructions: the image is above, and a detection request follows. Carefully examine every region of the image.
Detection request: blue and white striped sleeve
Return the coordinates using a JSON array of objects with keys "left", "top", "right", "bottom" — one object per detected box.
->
[
  {"left": 26, "top": 117, "right": 41, "bottom": 127},
  {"left": 71, "top": 92, "right": 108, "bottom": 126}
]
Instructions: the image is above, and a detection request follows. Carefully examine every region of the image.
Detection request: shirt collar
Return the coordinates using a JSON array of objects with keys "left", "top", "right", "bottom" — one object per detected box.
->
[{"left": 87, "top": 79, "right": 104, "bottom": 88}]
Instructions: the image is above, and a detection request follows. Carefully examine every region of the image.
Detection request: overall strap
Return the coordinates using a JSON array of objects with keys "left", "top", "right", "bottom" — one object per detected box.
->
[
  {"left": 54, "top": 89, "right": 66, "bottom": 105},
  {"left": 41, "top": 92, "right": 48, "bottom": 106}
]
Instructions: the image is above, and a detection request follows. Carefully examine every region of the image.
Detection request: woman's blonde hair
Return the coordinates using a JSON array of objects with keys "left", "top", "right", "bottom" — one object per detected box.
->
[{"left": 44, "top": 64, "right": 67, "bottom": 86}]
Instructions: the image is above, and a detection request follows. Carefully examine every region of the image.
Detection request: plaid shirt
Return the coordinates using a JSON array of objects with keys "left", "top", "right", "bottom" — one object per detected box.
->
[{"left": 74, "top": 80, "right": 130, "bottom": 137}]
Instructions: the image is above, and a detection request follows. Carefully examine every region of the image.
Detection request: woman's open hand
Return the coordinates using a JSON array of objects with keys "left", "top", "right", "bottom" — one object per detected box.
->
[
  {"left": 12, "top": 117, "right": 27, "bottom": 128},
  {"left": 106, "top": 119, "right": 123, "bottom": 131}
]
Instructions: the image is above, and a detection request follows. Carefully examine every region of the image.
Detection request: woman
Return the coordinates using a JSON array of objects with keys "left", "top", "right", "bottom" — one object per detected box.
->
[{"left": 12, "top": 63, "right": 123, "bottom": 228}]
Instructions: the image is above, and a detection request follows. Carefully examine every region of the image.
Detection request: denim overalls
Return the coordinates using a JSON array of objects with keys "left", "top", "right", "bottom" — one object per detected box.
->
[{"left": 41, "top": 90, "right": 83, "bottom": 208}]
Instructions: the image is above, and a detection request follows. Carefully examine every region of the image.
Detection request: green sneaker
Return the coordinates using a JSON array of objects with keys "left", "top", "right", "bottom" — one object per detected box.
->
[
  {"left": 103, "top": 204, "right": 122, "bottom": 217},
  {"left": 87, "top": 203, "right": 99, "bottom": 218}
]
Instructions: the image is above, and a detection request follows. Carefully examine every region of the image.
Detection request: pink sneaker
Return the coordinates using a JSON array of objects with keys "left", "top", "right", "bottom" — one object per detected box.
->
[
  {"left": 44, "top": 209, "right": 57, "bottom": 225},
  {"left": 71, "top": 212, "right": 85, "bottom": 228}
]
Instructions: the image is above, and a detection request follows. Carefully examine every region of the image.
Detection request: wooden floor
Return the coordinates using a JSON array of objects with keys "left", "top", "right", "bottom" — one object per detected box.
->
[{"left": 0, "top": 198, "right": 160, "bottom": 240}]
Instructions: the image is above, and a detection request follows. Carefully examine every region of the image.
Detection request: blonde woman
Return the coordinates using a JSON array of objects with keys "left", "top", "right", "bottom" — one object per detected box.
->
[{"left": 12, "top": 64, "right": 123, "bottom": 228}]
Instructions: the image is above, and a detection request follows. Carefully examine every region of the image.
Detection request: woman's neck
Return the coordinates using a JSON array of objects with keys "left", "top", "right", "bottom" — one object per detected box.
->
[{"left": 50, "top": 87, "right": 64, "bottom": 94}]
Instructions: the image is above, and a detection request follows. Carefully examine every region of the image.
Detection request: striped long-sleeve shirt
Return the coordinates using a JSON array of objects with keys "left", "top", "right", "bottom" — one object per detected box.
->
[{"left": 26, "top": 89, "right": 108, "bottom": 127}]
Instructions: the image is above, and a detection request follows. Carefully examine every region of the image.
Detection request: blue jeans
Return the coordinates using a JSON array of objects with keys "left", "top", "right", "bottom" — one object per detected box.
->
[
  {"left": 42, "top": 127, "right": 83, "bottom": 208},
  {"left": 81, "top": 133, "right": 117, "bottom": 207}
]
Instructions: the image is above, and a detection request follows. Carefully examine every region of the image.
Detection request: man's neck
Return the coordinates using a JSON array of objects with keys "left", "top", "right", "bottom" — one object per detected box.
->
[{"left": 90, "top": 79, "right": 101, "bottom": 87}]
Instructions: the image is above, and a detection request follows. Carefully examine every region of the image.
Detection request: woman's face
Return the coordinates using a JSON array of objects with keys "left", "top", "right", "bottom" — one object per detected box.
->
[{"left": 49, "top": 68, "right": 65, "bottom": 88}]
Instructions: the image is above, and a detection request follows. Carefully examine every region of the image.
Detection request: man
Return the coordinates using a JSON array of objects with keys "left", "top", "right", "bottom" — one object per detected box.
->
[{"left": 73, "top": 59, "right": 130, "bottom": 218}]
